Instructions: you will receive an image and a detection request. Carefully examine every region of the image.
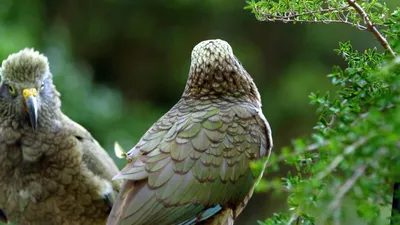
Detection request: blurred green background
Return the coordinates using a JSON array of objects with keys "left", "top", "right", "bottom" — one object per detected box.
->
[{"left": 0, "top": 0, "right": 398, "bottom": 224}]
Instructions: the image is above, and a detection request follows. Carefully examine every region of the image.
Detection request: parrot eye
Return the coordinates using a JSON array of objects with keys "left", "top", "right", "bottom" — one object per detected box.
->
[
  {"left": 40, "top": 81, "right": 45, "bottom": 90},
  {"left": 8, "top": 84, "right": 16, "bottom": 96}
]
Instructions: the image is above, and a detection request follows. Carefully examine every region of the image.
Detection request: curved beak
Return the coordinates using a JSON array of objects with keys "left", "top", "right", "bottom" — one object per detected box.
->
[{"left": 23, "top": 88, "right": 38, "bottom": 130}]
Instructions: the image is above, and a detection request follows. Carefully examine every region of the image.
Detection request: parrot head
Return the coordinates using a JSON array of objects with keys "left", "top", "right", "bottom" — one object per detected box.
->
[
  {"left": 0, "top": 48, "right": 60, "bottom": 131},
  {"left": 183, "top": 39, "right": 261, "bottom": 103}
]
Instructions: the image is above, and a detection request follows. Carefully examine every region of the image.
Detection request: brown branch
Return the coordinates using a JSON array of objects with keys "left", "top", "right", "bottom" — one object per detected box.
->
[
  {"left": 346, "top": 0, "right": 396, "bottom": 56},
  {"left": 257, "top": 4, "right": 351, "bottom": 20},
  {"left": 253, "top": 1, "right": 396, "bottom": 31},
  {"left": 267, "top": 18, "right": 367, "bottom": 30},
  {"left": 254, "top": 4, "right": 368, "bottom": 30}
]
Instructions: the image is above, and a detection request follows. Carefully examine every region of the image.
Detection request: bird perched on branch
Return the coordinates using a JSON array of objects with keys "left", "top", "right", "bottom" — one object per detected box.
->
[
  {"left": 107, "top": 39, "right": 273, "bottom": 225},
  {"left": 0, "top": 48, "right": 120, "bottom": 225}
]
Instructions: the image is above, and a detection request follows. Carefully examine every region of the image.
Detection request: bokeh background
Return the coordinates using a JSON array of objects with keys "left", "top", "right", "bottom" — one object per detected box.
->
[{"left": 0, "top": 0, "right": 398, "bottom": 224}]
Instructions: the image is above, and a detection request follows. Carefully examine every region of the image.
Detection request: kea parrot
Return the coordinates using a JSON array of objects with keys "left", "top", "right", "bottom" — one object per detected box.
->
[
  {"left": 0, "top": 48, "right": 120, "bottom": 225},
  {"left": 107, "top": 39, "right": 273, "bottom": 225}
]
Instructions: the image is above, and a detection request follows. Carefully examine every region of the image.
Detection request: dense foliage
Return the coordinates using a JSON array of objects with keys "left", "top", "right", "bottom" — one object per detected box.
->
[{"left": 248, "top": 0, "right": 400, "bottom": 224}]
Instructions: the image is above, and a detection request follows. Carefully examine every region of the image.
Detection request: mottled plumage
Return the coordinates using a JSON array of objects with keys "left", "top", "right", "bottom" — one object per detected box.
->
[
  {"left": 0, "top": 48, "right": 120, "bottom": 225},
  {"left": 107, "top": 39, "right": 273, "bottom": 225}
]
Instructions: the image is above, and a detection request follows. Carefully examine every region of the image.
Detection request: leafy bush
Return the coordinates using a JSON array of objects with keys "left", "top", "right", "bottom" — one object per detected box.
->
[{"left": 247, "top": 0, "right": 400, "bottom": 224}]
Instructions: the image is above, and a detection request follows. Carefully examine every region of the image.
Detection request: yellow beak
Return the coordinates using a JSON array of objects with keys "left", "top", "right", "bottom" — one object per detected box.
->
[{"left": 23, "top": 88, "right": 38, "bottom": 130}]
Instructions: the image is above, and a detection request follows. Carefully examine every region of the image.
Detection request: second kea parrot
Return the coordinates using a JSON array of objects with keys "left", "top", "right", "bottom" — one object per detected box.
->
[{"left": 107, "top": 39, "right": 273, "bottom": 225}]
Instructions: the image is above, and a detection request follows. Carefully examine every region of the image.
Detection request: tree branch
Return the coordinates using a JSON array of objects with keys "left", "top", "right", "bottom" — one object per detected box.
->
[
  {"left": 254, "top": 3, "right": 368, "bottom": 30},
  {"left": 346, "top": 0, "right": 396, "bottom": 56}
]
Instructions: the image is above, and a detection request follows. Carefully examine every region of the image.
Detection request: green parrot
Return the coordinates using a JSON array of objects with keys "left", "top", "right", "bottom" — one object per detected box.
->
[
  {"left": 0, "top": 48, "right": 120, "bottom": 225},
  {"left": 107, "top": 39, "right": 273, "bottom": 225}
]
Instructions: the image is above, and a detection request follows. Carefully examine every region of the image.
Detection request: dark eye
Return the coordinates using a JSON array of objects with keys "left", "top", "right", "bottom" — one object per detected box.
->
[
  {"left": 8, "top": 84, "right": 16, "bottom": 96},
  {"left": 40, "top": 81, "right": 45, "bottom": 90}
]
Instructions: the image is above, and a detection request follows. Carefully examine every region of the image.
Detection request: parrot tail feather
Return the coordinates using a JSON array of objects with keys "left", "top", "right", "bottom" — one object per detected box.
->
[{"left": 200, "top": 208, "right": 234, "bottom": 225}]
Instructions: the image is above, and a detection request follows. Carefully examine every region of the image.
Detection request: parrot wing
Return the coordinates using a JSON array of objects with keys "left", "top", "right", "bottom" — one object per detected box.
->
[
  {"left": 107, "top": 99, "right": 272, "bottom": 225},
  {"left": 62, "top": 114, "right": 121, "bottom": 205}
]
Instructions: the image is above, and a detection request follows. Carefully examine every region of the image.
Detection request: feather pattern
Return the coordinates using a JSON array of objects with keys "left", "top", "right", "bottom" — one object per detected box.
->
[{"left": 108, "top": 98, "right": 272, "bottom": 225}]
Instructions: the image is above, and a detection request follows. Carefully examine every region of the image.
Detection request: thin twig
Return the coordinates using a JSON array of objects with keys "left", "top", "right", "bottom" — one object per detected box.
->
[
  {"left": 268, "top": 107, "right": 370, "bottom": 170},
  {"left": 321, "top": 148, "right": 387, "bottom": 222},
  {"left": 346, "top": 0, "right": 396, "bottom": 56},
  {"left": 351, "top": 112, "right": 369, "bottom": 126},
  {"left": 288, "top": 214, "right": 299, "bottom": 225},
  {"left": 252, "top": 0, "right": 395, "bottom": 31},
  {"left": 316, "top": 136, "right": 369, "bottom": 180},
  {"left": 327, "top": 164, "right": 367, "bottom": 211},
  {"left": 258, "top": 4, "right": 350, "bottom": 20},
  {"left": 328, "top": 113, "right": 338, "bottom": 128},
  {"left": 264, "top": 18, "right": 367, "bottom": 30},
  {"left": 265, "top": 140, "right": 328, "bottom": 168}
]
